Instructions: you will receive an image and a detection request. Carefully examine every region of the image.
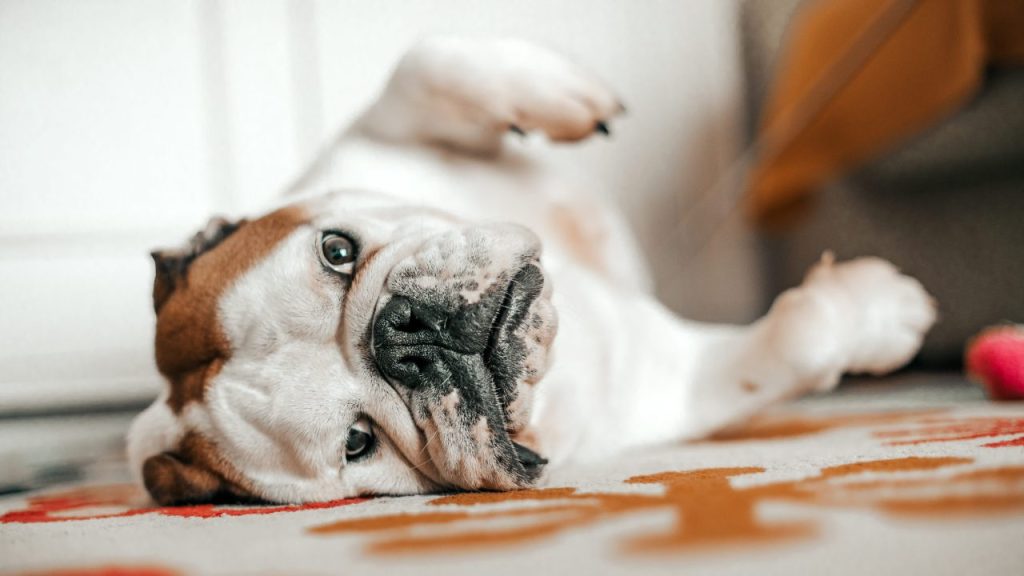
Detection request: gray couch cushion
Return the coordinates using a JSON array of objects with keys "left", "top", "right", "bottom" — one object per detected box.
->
[{"left": 741, "top": 0, "right": 1024, "bottom": 364}]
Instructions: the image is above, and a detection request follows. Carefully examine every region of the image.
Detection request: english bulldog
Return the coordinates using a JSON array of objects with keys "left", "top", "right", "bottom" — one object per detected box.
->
[{"left": 127, "top": 38, "right": 936, "bottom": 505}]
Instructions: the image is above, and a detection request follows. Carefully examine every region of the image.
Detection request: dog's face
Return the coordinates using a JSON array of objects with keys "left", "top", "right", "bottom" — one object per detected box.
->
[{"left": 128, "top": 189, "right": 558, "bottom": 504}]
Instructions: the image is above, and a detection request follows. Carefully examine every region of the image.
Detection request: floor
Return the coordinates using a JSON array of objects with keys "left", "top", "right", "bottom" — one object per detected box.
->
[{"left": 2, "top": 372, "right": 1023, "bottom": 576}]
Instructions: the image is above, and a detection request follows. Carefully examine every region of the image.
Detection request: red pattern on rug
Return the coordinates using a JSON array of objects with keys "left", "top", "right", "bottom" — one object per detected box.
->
[
  {"left": 875, "top": 416, "right": 1024, "bottom": 447},
  {"left": 0, "top": 484, "right": 366, "bottom": 524},
  {"left": 11, "top": 566, "right": 180, "bottom": 576}
]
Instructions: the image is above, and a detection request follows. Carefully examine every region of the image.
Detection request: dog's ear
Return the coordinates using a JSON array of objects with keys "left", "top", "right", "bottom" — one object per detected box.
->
[
  {"left": 151, "top": 216, "right": 246, "bottom": 313},
  {"left": 141, "top": 452, "right": 226, "bottom": 506}
]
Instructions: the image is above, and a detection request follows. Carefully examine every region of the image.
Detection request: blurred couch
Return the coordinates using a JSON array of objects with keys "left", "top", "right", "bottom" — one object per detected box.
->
[{"left": 741, "top": 0, "right": 1024, "bottom": 366}]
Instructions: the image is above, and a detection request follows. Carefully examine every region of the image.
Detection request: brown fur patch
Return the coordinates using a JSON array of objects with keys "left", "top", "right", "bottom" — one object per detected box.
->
[
  {"left": 142, "top": 431, "right": 259, "bottom": 505},
  {"left": 142, "top": 453, "right": 223, "bottom": 506},
  {"left": 155, "top": 206, "right": 308, "bottom": 413},
  {"left": 548, "top": 202, "right": 608, "bottom": 276}
]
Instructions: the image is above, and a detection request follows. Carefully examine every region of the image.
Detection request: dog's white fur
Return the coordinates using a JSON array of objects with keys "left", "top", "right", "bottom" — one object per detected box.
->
[{"left": 128, "top": 38, "right": 936, "bottom": 503}]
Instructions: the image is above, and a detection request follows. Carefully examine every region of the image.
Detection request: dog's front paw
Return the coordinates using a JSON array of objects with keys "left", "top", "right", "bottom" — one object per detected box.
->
[
  {"left": 408, "top": 38, "right": 624, "bottom": 142},
  {"left": 489, "top": 40, "right": 624, "bottom": 142},
  {"left": 804, "top": 254, "right": 937, "bottom": 375}
]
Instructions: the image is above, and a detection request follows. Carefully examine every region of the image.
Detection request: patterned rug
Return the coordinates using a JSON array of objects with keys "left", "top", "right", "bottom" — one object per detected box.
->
[{"left": 3, "top": 374, "right": 1023, "bottom": 576}]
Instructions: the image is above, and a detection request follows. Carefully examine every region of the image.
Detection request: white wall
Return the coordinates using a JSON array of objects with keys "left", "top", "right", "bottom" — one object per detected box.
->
[{"left": 0, "top": 0, "right": 756, "bottom": 413}]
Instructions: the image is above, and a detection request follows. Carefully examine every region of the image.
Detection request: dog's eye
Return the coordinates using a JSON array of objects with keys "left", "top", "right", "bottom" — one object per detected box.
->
[
  {"left": 344, "top": 418, "right": 375, "bottom": 462},
  {"left": 320, "top": 232, "right": 358, "bottom": 274}
]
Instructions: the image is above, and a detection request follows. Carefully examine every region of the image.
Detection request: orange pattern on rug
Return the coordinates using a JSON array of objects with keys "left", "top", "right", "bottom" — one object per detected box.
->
[
  {"left": 708, "top": 409, "right": 939, "bottom": 441},
  {"left": 710, "top": 410, "right": 1024, "bottom": 448},
  {"left": 309, "top": 455, "right": 1024, "bottom": 555}
]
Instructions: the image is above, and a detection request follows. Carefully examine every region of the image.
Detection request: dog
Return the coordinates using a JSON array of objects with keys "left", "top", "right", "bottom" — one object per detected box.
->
[{"left": 127, "top": 38, "right": 936, "bottom": 505}]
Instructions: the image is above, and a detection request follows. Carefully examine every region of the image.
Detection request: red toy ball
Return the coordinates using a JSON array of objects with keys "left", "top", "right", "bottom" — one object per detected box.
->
[{"left": 965, "top": 325, "right": 1024, "bottom": 401}]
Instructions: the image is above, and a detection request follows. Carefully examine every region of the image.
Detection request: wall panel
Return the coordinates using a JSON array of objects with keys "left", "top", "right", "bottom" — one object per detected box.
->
[
  {"left": 0, "top": 0, "right": 220, "bottom": 412},
  {"left": 0, "top": 0, "right": 753, "bottom": 413}
]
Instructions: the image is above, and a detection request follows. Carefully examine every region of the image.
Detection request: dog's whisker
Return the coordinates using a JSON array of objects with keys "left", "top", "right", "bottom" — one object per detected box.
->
[{"left": 417, "top": 427, "right": 440, "bottom": 461}]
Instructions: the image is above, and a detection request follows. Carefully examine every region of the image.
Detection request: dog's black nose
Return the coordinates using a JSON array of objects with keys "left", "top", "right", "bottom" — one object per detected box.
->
[
  {"left": 384, "top": 296, "right": 445, "bottom": 336},
  {"left": 373, "top": 265, "right": 543, "bottom": 392},
  {"left": 373, "top": 295, "right": 494, "bottom": 390},
  {"left": 374, "top": 297, "right": 441, "bottom": 389},
  {"left": 376, "top": 293, "right": 440, "bottom": 338}
]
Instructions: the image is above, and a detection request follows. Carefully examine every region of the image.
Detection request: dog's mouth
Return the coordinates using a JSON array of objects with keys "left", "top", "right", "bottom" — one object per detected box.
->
[
  {"left": 372, "top": 263, "right": 550, "bottom": 489},
  {"left": 483, "top": 265, "right": 543, "bottom": 421},
  {"left": 483, "top": 267, "right": 549, "bottom": 473}
]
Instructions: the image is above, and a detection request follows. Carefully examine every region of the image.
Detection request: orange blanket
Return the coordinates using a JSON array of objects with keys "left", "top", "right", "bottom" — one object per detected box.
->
[{"left": 748, "top": 0, "right": 1024, "bottom": 227}]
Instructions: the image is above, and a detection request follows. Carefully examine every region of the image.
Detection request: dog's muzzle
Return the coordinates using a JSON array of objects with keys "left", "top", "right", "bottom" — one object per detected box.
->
[{"left": 372, "top": 263, "right": 548, "bottom": 488}]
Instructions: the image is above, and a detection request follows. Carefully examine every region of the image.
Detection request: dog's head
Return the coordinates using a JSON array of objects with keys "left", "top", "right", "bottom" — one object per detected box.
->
[{"left": 128, "top": 190, "right": 558, "bottom": 504}]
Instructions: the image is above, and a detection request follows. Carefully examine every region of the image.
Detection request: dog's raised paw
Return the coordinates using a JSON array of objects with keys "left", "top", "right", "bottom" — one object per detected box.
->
[
  {"left": 804, "top": 255, "right": 937, "bottom": 375},
  {"left": 407, "top": 38, "right": 624, "bottom": 143}
]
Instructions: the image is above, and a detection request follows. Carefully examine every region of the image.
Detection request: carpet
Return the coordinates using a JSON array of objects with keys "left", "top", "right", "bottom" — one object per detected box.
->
[{"left": 2, "top": 374, "right": 1023, "bottom": 575}]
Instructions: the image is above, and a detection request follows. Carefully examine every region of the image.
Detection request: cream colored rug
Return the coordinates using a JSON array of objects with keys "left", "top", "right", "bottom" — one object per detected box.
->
[{"left": 3, "top": 374, "right": 1023, "bottom": 576}]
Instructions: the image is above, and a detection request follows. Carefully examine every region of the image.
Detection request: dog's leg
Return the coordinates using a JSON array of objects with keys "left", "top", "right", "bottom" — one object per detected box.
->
[
  {"left": 678, "top": 255, "right": 936, "bottom": 436},
  {"left": 352, "top": 37, "right": 624, "bottom": 154},
  {"left": 534, "top": 255, "right": 934, "bottom": 460}
]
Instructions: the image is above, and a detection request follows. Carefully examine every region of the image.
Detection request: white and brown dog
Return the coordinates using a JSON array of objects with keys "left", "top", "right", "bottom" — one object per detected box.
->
[{"left": 128, "top": 38, "right": 936, "bottom": 505}]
